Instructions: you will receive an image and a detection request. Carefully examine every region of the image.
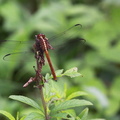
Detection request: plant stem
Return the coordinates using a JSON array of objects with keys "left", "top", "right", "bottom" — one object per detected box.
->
[
  {"left": 39, "top": 87, "right": 48, "bottom": 120},
  {"left": 35, "top": 52, "right": 49, "bottom": 120}
]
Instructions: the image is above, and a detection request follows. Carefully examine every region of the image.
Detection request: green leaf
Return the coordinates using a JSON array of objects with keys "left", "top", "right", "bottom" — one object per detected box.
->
[
  {"left": 0, "top": 110, "right": 15, "bottom": 120},
  {"left": 52, "top": 112, "right": 68, "bottom": 119},
  {"left": 9, "top": 95, "right": 42, "bottom": 111},
  {"left": 63, "top": 109, "right": 76, "bottom": 118},
  {"left": 51, "top": 99, "right": 92, "bottom": 113},
  {"left": 45, "top": 73, "right": 51, "bottom": 80},
  {"left": 76, "top": 117, "right": 81, "bottom": 120},
  {"left": 43, "top": 81, "right": 64, "bottom": 102},
  {"left": 63, "top": 67, "right": 82, "bottom": 78},
  {"left": 56, "top": 69, "right": 64, "bottom": 77},
  {"left": 24, "top": 112, "right": 44, "bottom": 120},
  {"left": 78, "top": 108, "right": 89, "bottom": 120},
  {"left": 16, "top": 112, "right": 19, "bottom": 120},
  {"left": 66, "top": 91, "right": 88, "bottom": 100},
  {"left": 20, "top": 116, "right": 26, "bottom": 120}
]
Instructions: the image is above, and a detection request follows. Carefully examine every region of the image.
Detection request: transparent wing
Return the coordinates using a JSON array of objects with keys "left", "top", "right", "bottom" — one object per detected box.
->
[
  {"left": 1, "top": 23, "right": 85, "bottom": 62},
  {"left": 2, "top": 51, "right": 35, "bottom": 62},
  {"left": 0, "top": 40, "right": 34, "bottom": 51},
  {"left": 1, "top": 23, "right": 84, "bottom": 50},
  {"left": 49, "top": 24, "right": 82, "bottom": 40},
  {"left": 0, "top": 39, "right": 35, "bottom": 62},
  {"left": 48, "top": 24, "right": 85, "bottom": 47}
]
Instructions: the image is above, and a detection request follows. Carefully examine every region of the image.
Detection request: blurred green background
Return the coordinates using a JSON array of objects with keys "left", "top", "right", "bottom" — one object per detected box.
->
[{"left": 0, "top": 0, "right": 120, "bottom": 120}]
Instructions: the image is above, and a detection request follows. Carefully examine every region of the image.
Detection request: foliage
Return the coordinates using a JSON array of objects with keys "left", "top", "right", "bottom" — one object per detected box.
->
[
  {"left": 0, "top": 0, "right": 120, "bottom": 120},
  {"left": 0, "top": 68, "right": 93, "bottom": 120}
]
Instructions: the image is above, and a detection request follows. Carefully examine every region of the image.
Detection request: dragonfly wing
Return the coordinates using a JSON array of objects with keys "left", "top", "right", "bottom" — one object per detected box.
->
[
  {"left": 48, "top": 24, "right": 85, "bottom": 47},
  {"left": 3, "top": 51, "right": 35, "bottom": 62},
  {"left": 1, "top": 39, "right": 35, "bottom": 62},
  {"left": 0, "top": 40, "right": 34, "bottom": 53}
]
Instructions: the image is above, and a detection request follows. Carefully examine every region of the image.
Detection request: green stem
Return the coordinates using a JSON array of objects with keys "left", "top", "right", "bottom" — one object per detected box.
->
[{"left": 39, "top": 87, "right": 48, "bottom": 120}]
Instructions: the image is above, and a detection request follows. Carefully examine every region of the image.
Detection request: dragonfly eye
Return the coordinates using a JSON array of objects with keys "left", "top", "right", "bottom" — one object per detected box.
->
[
  {"left": 35, "top": 34, "right": 45, "bottom": 39},
  {"left": 41, "top": 34, "right": 45, "bottom": 38}
]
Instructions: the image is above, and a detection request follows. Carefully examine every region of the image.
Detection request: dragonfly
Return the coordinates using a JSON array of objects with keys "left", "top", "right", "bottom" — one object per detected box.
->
[
  {"left": 34, "top": 33, "right": 57, "bottom": 80},
  {"left": 2, "top": 24, "right": 85, "bottom": 80}
]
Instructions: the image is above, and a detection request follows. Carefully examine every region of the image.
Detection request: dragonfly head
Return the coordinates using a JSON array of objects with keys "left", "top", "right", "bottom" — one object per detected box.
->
[{"left": 35, "top": 34, "right": 45, "bottom": 40}]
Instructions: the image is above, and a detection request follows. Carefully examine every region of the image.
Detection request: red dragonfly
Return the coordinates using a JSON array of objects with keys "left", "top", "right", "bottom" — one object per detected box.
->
[
  {"left": 34, "top": 33, "right": 57, "bottom": 80},
  {"left": 2, "top": 24, "right": 84, "bottom": 80}
]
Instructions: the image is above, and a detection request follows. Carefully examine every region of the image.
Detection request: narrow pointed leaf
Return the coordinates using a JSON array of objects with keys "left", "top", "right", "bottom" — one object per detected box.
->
[
  {"left": 51, "top": 99, "right": 92, "bottom": 113},
  {"left": 78, "top": 108, "right": 89, "bottom": 120},
  {"left": 63, "top": 67, "right": 82, "bottom": 78},
  {"left": 24, "top": 112, "right": 44, "bottom": 120},
  {"left": 9, "top": 95, "right": 42, "bottom": 111},
  {"left": 55, "top": 69, "right": 64, "bottom": 77},
  {"left": 52, "top": 112, "right": 68, "bottom": 119},
  {"left": 66, "top": 91, "right": 88, "bottom": 100},
  {"left": 20, "top": 116, "right": 26, "bottom": 120},
  {"left": 0, "top": 110, "right": 15, "bottom": 120}
]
